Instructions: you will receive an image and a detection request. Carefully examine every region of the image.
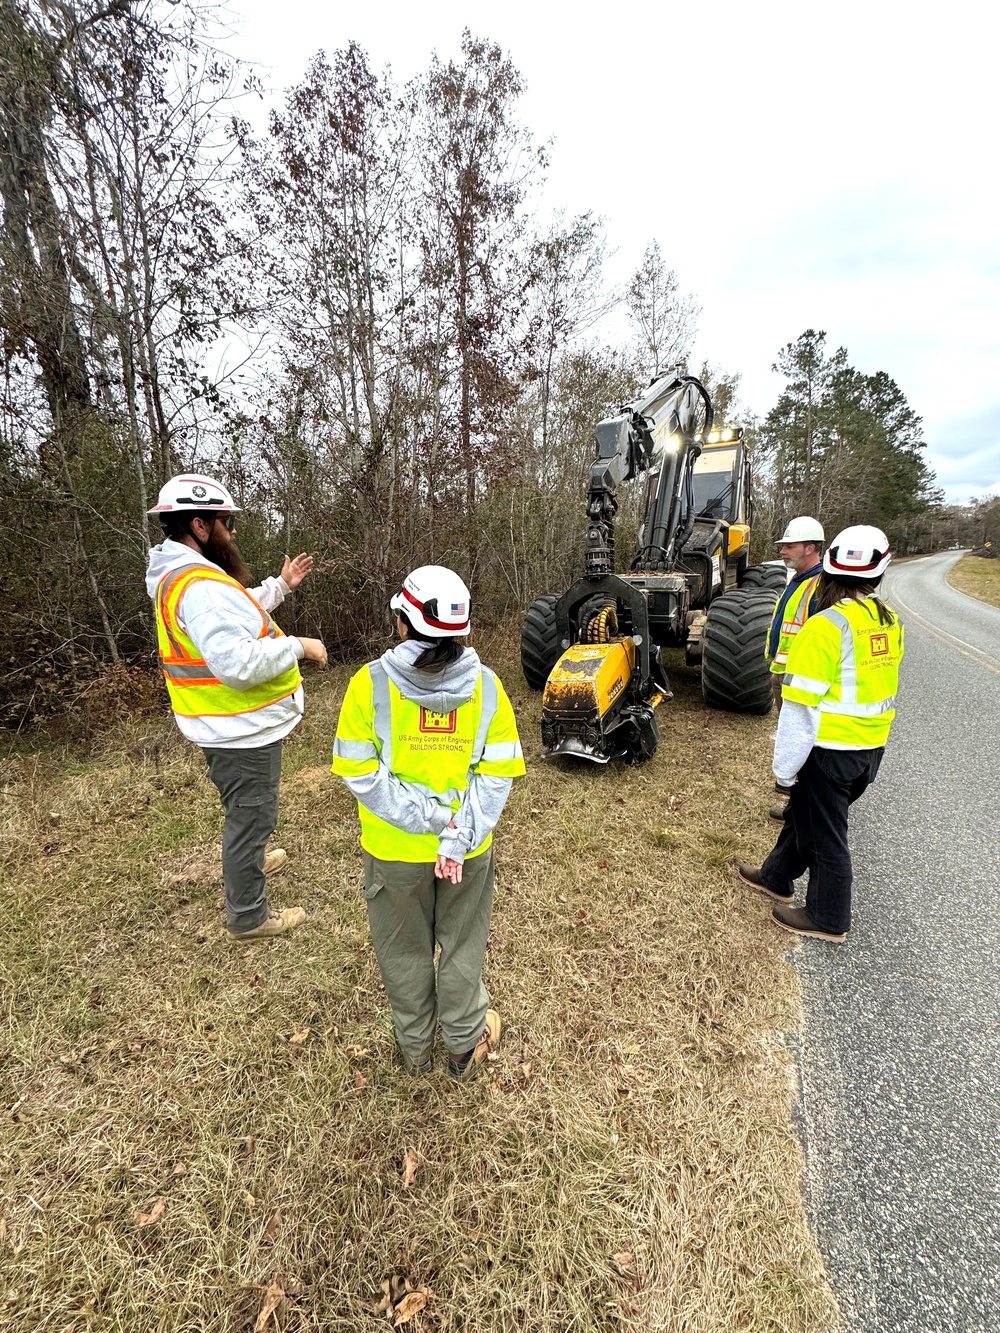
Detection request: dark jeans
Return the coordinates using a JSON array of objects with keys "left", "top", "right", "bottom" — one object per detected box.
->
[
  {"left": 202, "top": 741, "right": 283, "bottom": 933},
  {"left": 761, "top": 746, "right": 884, "bottom": 934}
]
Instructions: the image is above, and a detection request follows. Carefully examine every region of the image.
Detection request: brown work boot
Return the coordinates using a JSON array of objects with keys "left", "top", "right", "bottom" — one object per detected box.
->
[
  {"left": 771, "top": 904, "right": 847, "bottom": 942},
  {"left": 227, "top": 906, "right": 306, "bottom": 942},
  {"left": 768, "top": 803, "right": 788, "bottom": 824},
  {"left": 733, "top": 862, "right": 793, "bottom": 902},
  {"left": 262, "top": 848, "right": 288, "bottom": 876},
  {"left": 448, "top": 1010, "right": 501, "bottom": 1081}
]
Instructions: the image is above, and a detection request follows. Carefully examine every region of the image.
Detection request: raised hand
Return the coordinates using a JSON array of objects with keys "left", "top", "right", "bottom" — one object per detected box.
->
[{"left": 281, "top": 553, "right": 314, "bottom": 591}]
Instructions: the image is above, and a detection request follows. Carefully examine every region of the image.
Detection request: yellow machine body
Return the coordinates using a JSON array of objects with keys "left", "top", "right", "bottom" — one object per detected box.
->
[{"left": 541, "top": 639, "right": 651, "bottom": 762}]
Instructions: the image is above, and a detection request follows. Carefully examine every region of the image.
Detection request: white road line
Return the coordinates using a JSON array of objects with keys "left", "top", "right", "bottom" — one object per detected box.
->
[{"left": 889, "top": 582, "right": 1000, "bottom": 678}]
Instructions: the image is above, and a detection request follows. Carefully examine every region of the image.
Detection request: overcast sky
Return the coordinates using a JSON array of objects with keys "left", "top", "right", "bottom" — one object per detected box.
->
[{"left": 224, "top": 0, "right": 998, "bottom": 503}]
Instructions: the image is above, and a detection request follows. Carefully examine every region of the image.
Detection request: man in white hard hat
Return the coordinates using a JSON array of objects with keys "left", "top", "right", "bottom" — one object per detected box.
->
[
  {"left": 765, "top": 516, "right": 825, "bottom": 820},
  {"left": 145, "top": 474, "right": 328, "bottom": 941}
]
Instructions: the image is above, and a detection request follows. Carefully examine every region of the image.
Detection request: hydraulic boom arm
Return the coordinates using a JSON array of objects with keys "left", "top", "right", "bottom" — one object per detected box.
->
[{"left": 584, "top": 368, "right": 714, "bottom": 577}]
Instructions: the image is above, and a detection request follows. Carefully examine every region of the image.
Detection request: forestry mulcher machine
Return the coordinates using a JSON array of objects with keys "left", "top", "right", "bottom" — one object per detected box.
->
[{"left": 520, "top": 367, "right": 786, "bottom": 763}]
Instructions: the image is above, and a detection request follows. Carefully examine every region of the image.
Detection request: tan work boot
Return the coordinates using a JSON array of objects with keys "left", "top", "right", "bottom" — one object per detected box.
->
[
  {"left": 262, "top": 848, "right": 288, "bottom": 876},
  {"left": 227, "top": 906, "right": 306, "bottom": 942},
  {"left": 448, "top": 1010, "right": 501, "bottom": 1080}
]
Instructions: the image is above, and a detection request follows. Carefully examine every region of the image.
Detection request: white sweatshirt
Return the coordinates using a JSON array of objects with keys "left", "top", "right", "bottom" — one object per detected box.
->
[
  {"left": 145, "top": 539, "right": 305, "bottom": 749},
  {"left": 772, "top": 700, "right": 821, "bottom": 786}
]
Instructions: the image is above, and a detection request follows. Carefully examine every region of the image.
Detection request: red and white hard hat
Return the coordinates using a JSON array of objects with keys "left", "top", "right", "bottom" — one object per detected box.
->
[
  {"left": 147, "top": 473, "right": 240, "bottom": 515},
  {"left": 776, "top": 515, "right": 824, "bottom": 544},
  {"left": 823, "top": 525, "right": 891, "bottom": 578},
  {"left": 390, "top": 565, "right": 471, "bottom": 637}
]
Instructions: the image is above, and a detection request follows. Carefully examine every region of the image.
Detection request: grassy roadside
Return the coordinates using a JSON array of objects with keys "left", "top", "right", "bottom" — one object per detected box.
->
[
  {"left": 0, "top": 628, "right": 838, "bottom": 1332},
  {"left": 946, "top": 553, "right": 1000, "bottom": 609}
]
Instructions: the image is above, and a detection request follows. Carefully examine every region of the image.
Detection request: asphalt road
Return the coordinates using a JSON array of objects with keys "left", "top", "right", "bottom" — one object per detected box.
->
[{"left": 791, "top": 551, "right": 1000, "bottom": 1332}]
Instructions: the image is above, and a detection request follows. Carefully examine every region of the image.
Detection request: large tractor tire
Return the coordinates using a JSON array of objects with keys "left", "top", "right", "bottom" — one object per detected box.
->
[
  {"left": 701, "top": 588, "right": 777, "bottom": 714},
  {"left": 739, "top": 562, "right": 787, "bottom": 592},
  {"left": 521, "top": 594, "right": 561, "bottom": 690}
]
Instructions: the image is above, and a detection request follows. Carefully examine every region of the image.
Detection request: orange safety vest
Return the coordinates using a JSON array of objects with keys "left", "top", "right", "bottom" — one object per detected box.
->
[{"left": 155, "top": 565, "right": 301, "bottom": 718}]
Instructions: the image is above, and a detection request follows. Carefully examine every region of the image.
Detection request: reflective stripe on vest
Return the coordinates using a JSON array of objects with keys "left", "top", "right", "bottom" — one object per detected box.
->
[
  {"left": 367, "top": 660, "right": 495, "bottom": 808},
  {"left": 155, "top": 564, "right": 301, "bottom": 718},
  {"left": 783, "top": 598, "right": 903, "bottom": 748},
  {"left": 358, "top": 661, "right": 503, "bottom": 860},
  {"left": 769, "top": 574, "right": 820, "bottom": 669}
]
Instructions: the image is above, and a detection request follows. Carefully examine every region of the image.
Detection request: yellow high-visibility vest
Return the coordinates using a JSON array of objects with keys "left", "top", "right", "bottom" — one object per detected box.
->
[
  {"left": 155, "top": 565, "right": 301, "bottom": 718},
  {"left": 782, "top": 597, "right": 904, "bottom": 748},
  {"left": 332, "top": 660, "right": 525, "bottom": 862},
  {"left": 767, "top": 574, "right": 820, "bottom": 673}
]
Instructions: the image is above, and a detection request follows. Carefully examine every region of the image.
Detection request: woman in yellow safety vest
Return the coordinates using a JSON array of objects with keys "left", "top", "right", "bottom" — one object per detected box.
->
[
  {"left": 736, "top": 525, "right": 904, "bottom": 942},
  {"left": 332, "top": 566, "right": 526, "bottom": 1078}
]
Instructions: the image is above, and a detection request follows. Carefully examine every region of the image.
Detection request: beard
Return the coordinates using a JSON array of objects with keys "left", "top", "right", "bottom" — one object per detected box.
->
[{"left": 202, "top": 530, "right": 253, "bottom": 587}]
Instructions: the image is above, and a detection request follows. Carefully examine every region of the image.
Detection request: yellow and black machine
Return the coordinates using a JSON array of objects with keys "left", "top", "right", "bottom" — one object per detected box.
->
[{"left": 520, "top": 367, "right": 785, "bottom": 763}]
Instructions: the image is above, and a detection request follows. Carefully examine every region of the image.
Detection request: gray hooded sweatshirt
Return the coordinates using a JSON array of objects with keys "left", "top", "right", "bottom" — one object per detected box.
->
[{"left": 341, "top": 638, "right": 514, "bottom": 863}]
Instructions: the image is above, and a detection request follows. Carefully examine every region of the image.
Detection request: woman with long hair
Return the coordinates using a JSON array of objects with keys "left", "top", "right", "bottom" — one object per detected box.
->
[
  {"left": 332, "top": 566, "right": 525, "bottom": 1076},
  {"left": 736, "top": 525, "right": 904, "bottom": 942}
]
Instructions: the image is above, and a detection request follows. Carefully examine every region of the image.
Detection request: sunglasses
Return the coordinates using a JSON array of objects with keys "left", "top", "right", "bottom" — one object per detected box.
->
[{"left": 216, "top": 513, "right": 237, "bottom": 532}]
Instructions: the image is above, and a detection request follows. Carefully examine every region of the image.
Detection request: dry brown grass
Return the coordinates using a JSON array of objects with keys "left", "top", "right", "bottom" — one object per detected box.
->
[
  {"left": 946, "top": 553, "right": 1000, "bottom": 609},
  {"left": 0, "top": 628, "right": 838, "bottom": 1332}
]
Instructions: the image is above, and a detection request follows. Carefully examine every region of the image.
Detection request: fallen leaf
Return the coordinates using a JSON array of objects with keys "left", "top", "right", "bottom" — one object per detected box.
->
[
  {"left": 614, "top": 1251, "right": 635, "bottom": 1270},
  {"left": 519, "top": 1062, "right": 532, "bottom": 1081},
  {"left": 345, "top": 1044, "right": 369, "bottom": 1059},
  {"left": 135, "top": 1197, "right": 165, "bottom": 1228},
  {"left": 401, "top": 1149, "right": 418, "bottom": 1188},
  {"left": 485, "top": 1242, "right": 496, "bottom": 1264},
  {"left": 393, "top": 1289, "right": 430, "bottom": 1325},
  {"left": 289, "top": 1027, "right": 310, "bottom": 1045},
  {"left": 353, "top": 1070, "right": 370, "bottom": 1091},
  {"left": 172, "top": 1162, "right": 188, "bottom": 1177},
  {"left": 375, "top": 1278, "right": 393, "bottom": 1315},
  {"left": 598, "top": 860, "right": 609, "bottom": 870},
  {"left": 245, "top": 1191, "right": 256, "bottom": 1208},
  {"left": 254, "top": 1279, "right": 285, "bottom": 1331},
  {"left": 575, "top": 909, "right": 587, "bottom": 923},
  {"left": 621, "top": 1043, "right": 641, "bottom": 1056},
  {"left": 261, "top": 1208, "right": 281, "bottom": 1242}
]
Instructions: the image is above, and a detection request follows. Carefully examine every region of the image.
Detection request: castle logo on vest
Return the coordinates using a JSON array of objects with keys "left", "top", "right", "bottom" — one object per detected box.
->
[
  {"left": 870, "top": 633, "right": 890, "bottom": 656},
  {"left": 419, "top": 707, "right": 457, "bottom": 734}
]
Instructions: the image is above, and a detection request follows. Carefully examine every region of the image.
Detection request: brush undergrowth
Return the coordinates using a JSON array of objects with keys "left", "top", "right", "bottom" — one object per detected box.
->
[{"left": 0, "top": 627, "right": 837, "bottom": 1332}]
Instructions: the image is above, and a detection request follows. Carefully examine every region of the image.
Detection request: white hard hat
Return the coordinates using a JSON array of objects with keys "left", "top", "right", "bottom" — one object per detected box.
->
[
  {"left": 147, "top": 473, "right": 240, "bottom": 516},
  {"left": 776, "top": 515, "right": 824, "bottom": 544},
  {"left": 390, "top": 565, "right": 471, "bottom": 637},
  {"left": 824, "top": 525, "right": 891, "bottom": 579}
]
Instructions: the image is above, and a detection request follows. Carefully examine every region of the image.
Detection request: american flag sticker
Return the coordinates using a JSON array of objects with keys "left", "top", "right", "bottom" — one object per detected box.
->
[
  {"left": 451, "top": 603, "right": 466, "bottom": 615},
  {"left": 846, "top": 549, "right": 863, "bottom": 559}
]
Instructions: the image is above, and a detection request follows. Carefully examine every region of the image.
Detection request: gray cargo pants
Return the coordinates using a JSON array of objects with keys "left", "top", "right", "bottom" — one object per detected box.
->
[
  {"left": 202, "top": 741, "right": 282, "bottom": 934},
  {"left": 362, "top": 850, "right": 494, "bottom": 1065}
]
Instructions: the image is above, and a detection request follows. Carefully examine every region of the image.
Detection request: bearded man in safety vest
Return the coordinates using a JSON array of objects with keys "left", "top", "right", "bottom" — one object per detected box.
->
[
  {"left": 735, "top": 525, "right": 903, "bottom": 943},
  {"left": 146, "top": 474, "right": 328, "bottom": 941},
  {"left": 332, "top": 566, "right": 525, "bottom": 1079},
  {"left": 766, "top": 515, "right": 825, "bottom": 822}
]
